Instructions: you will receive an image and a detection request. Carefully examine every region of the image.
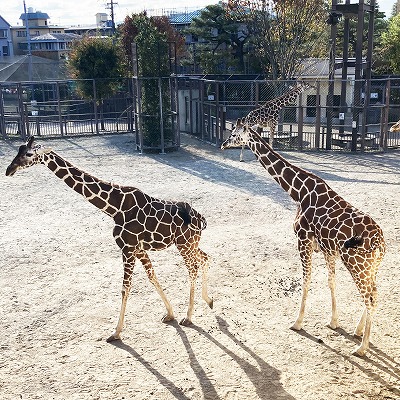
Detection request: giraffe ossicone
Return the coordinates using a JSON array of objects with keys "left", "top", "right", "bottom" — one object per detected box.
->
[
  {"left": 6, "top": 136, "right": 213, "bottom": 342},
  {"left": 221, "top": 122, "right": 386, "bottom": 356}
]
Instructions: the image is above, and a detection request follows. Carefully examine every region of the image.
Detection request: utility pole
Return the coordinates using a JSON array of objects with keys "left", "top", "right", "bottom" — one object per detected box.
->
[
  {"left": 23, "top": 0, "right": 33, "bottom": 80},
  {"left": 106, "top": 0, "right": 117, "bottom": 35}
]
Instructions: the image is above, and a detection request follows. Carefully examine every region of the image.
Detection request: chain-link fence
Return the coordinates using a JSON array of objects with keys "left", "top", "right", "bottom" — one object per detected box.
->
[
  {"left": 179, "top": 76, "right": 400, "bottom": 151},
  {"left": 2, "top": 76, "right": 400, "bottom": 152},
  {"left": 0, "top": 78, "right": 134, "bottom": 140}
]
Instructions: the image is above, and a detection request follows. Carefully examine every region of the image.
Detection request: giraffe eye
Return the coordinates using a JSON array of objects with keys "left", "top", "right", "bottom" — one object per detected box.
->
[{"left": 26, "top": 152, "right": 34, "bottom": 157}]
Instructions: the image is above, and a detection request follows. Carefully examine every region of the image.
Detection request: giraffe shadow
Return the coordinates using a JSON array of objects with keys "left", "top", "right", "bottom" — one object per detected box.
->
[
  {"left": 294, "top": 327, "right": 400, "bottom": 395},
  {"left": 287, "top": 151, "right": 400, "bottom": 186},
  {"left": 176, "top": 316, "right": 296, "bottom": 400},
  {"left": 109, "top": 339, "right": 192, "bottom": 400}
]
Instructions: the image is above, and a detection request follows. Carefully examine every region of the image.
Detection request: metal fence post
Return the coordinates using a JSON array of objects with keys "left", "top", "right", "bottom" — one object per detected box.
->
[{"left": 158, "top": 77, "right": 165, "bottom": 154}]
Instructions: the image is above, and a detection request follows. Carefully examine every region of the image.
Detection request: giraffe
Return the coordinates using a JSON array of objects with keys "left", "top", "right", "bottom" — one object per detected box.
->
[
  {"left": 221, "top": 120, "right": 386, "bottom": 356},
  {"left": 389, "top": 120, "right": 400, "bottom": 132},
  {"left": 234, "top": 81, "right": 309, "bottom": 162},
  {"left": 6, "top": 136, "right": 213, "bottom": 342}
]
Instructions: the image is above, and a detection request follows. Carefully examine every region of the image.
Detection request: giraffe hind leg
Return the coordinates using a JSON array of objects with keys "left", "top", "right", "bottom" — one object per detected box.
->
[
  {"left": 178, "top": 246, "right": 213, "bottom": 326},
  {"left": 199, "top": 249, "right": 213, "bottom": 309},
  {"left": 325, "top": 254, "right": 339, "bottom": 329},
  {"left": 138, "top": 251, "right": 175, "bottom": 323}
]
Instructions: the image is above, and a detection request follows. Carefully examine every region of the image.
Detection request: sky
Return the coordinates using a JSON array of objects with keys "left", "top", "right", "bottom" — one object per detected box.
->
[{"left": 0, "top": 0, "right": 396, "bottom": 27}]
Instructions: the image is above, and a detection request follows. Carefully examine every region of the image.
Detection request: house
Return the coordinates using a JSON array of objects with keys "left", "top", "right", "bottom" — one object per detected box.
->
[
  {"left": 30, "top": 32, "right": 81, "bottom": 60},
  {"left": 0, "top": 15, "right": 13, "bottom": 57},
  {"left": 65, "top": 13, "right": 113, "bottom": 37},
  {"left": 10, "top": 8, "right": 66, "bottom": 57}
]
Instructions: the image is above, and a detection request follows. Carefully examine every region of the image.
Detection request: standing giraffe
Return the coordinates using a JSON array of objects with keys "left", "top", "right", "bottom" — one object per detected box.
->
[
  {"left": 390, "top": 120, "right": 400, "bottom": 132},
  {"left": 221, "top": 121, "right": 386, "bottom": 356},
  {"left": 6, "top": 136, "right": 213, "bottom": 342},
  {"left": 234, "top": 81, "right": 309, "bottom": 162}
]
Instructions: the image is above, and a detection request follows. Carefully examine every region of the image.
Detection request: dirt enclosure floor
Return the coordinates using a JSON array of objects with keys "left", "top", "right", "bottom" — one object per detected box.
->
[{"left": 0, "top": 133, "right": 399, "bottom": 400}]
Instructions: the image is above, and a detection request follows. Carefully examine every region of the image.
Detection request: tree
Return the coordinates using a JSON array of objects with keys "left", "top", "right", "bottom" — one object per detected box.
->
[
  {"left": 130, "top": 14, "right": 172, "bottom": 147},
  {"left": 185, "top": 4, "right": 253, "bottom": 74},
  {"left": 67, "top": 36, "right": 124, "bottom": 100},
  {"left": 118, "top": 12, "right": 186, "bottom": 76},
  {"left": 228, "top": 0, "right": 327, "bottom": 79},
  {"left": 376, "top": 13, "right": 400, "bottom": 74},
  {"left": 66, "top": 36, "right": 124, "bottom": 131}
]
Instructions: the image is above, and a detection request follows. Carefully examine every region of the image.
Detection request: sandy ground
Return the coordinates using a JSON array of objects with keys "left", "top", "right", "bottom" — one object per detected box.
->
[{"left": 0, "top": 133, "right": 399, "bottom": 400}]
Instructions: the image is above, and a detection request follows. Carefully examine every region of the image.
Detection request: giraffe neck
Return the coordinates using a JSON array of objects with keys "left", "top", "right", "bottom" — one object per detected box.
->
[
  {"left": 261, "top": 84, "right": 306, "bottom": 110},
  {"left": 246, "top": 129, "right": 320, "bottom": 203},
  {"left": 245, "top": 84, "right": 306, "bottom": 127},
  {"left": 42, "top": 151, "right": 122, "bottom": 218}
]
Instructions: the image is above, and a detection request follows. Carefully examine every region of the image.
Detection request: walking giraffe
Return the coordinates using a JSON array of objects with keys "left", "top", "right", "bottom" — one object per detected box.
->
[
  {"left": 6, "top": 136, "right": 213, "bottom": 342},
  {"left": 221, "top": 120, "right": 386, "bottom": 356},
  {"left": 235, "top": 81, "right": 309, "bottom": 162}
]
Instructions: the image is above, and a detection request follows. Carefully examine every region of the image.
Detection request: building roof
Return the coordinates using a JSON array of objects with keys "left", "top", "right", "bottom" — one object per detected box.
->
[
  {"left": 0, "top": 55, "right": 64, "bottom": 81},
  {"left": 30, "top": 33, "right": 81, "bottom": 42},
  {"left": 19, "top": 12, "right": 50, "bottom": 20},
  {"left": 300, "top": 58, "right": 358, "bottom": 78},
  {"left": 0, "top": 15, "right": 11, "bottom": 27},
  {"left": 168, "top": 9, "right": 202, "bottom": 24}
]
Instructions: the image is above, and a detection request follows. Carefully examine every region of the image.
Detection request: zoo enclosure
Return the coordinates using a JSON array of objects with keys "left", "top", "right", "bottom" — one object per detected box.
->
[
  {"left": 179, "top": 76, "right": 400, "bottom": 151},
  {"left": 2, "top": 76, "right": 400, "bottom": 151}
]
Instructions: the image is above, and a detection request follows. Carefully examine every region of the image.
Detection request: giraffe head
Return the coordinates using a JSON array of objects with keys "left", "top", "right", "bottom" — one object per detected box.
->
[
  {"left": 221, "top": 118, "right": 250, "bottom": 150},
  {"left": 6, "top": 136, "right": 52, "bottom": 177},
  {"left": 390, "top": 120, "right": 400, "bottom": 132}
]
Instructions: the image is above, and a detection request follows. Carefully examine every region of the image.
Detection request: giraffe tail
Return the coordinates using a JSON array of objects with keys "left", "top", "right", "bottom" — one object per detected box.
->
[
  {"left": 177, "top": 202, "right": 207, "bottom": 231},
  {"left": 344, "top": 235, "right": 363, "bottom": 249}
]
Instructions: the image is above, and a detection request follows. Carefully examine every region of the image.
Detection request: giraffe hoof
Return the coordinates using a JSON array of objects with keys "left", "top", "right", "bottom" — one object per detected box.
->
[
  {"left": 208, "top": 298, "right": 214, "bottom": 309},
  {"left": 161, "top": 314, "right": 175, "bottom": 323},
  {"left": 106, "top": 333, "right": 121, "bottom": 342},
  {"left": 290, "top": 323, "right": 303, "bottom": 331},
  {"left": 352, "top": 346, "right": 367, "bottom": 357},
  {"left": 179, "top": 318, "right": 192, "bottom": 326}
]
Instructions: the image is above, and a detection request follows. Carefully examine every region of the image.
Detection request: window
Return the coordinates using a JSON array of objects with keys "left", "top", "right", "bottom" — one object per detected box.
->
[
  {"left": 17, "top": 30, "right": 27, "bottom": 37},
  {"left": 2, "top": 45, "right": 8, "bottom": 56},
  {"left": 306, "top": 95, "right": 319, "bottom": 118},
  {"left": 0, "top": 29, "right": 7, "bottom": 38}
]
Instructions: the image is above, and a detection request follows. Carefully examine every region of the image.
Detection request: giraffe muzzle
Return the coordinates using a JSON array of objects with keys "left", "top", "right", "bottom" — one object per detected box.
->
[{"left": 5, "top": 164, "right": 18, "bottom": 177}]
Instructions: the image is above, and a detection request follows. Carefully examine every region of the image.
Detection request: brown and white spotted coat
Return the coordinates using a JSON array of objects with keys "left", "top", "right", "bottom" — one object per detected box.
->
[
  {"left": 390, "top": 120, "right": 400, "bottom": 132},
  {"left": 234, "top": 82, "right": 309, "bottom": 161},
  {"left": 221, "top": 121, "right": 386, "bottom": 356},
  {"left": 6, "top": 136, "right": 213, "bottom": 342}
]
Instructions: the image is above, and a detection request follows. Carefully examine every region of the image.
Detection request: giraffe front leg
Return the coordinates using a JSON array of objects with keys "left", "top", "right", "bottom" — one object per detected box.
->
[
  {"left": 291, "top": 237, "right": 313, "bottom": 331},
  {"left": 240, "top": 145, "right": 244, "bottom": 162},
  {"left": 107, "top": 252, "right": 135, "bottom": 342}
]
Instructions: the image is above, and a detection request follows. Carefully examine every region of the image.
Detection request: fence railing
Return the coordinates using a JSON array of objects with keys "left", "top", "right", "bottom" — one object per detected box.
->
[
  {"left": 2, "top": 76, "right": 400, "bottom": 152},
  {"left": 179, "top": 76, "right": 400, "bottom": 151},
  {"left": 0, "top": 79, "right": 135, "bottom": 140}
]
